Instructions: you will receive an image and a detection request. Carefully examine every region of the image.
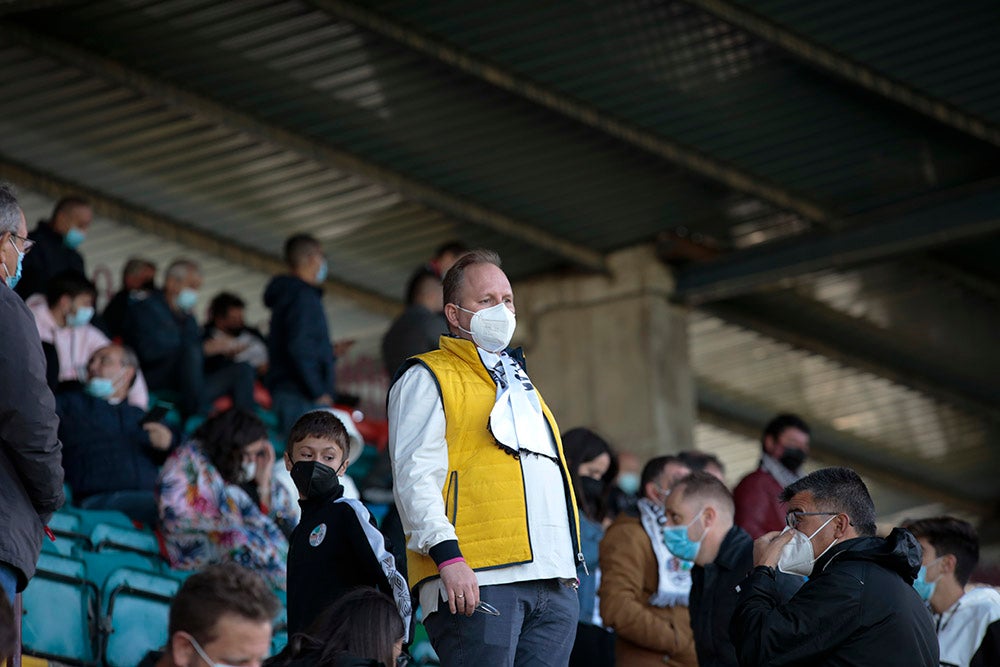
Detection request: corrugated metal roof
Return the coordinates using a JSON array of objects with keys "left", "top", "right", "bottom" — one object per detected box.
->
[
  {"left": 689, "top": 312, "right": 997, "bottom": 480},
  {"left": 738, "top": 0, "right": 1000, "bottom": 125},
  {"left": 356, "top": 0, "right": 1000, "bottom": 215}
]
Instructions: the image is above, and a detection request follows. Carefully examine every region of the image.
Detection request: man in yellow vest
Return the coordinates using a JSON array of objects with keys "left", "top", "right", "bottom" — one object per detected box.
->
[{"left": 388, "top": 248, "right": 584, "bottom": 666}]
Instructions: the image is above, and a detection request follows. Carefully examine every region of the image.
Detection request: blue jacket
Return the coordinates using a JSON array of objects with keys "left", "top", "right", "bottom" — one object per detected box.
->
[
  {"left": 55, "top": 389, "right": 168, "bottom": 500},
  {"left": 121, "top": 289, "right": 202, "bottom": 391},
  {"left": 264, "top": 276, "right": 335, "bottom": 400}
]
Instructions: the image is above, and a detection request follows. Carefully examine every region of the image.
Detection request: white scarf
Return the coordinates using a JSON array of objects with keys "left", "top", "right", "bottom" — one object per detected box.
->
[
  {"left": 760, "top": 453, "right": 802, "bottom": 489},
  {"left": 486, "top": 352, "right": 556, "bottom": 459},
  {"left": 334, "top": 497, "right": 412, "bottom": 641},
  {"left": 638, "top": 498, "right": 692, "bottom": 608}
]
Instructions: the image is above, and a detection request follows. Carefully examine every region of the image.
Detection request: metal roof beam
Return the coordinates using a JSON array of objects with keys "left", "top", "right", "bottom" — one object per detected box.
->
[
  {"left": 686, "top": 0, "right": 1000, "bottom": 148},
  {"left": 0, "top": 22, "right": 605, "bottom": 273},
  {"left": 705, "top": 295, "right": 1000, "bottom": 418},
  {"left": 675, "top": 186, "right": 1000, "bottom": 303},
  {"left": 0, "top": 156, "right": 403, "bottom": 317},
  {"left": 309, "top": 0, "right": 830, "bottom": 225},
  {"left": 0, "top": 1, "right": 73, "bottom": 16},
  {"left": 696, "top": 381, "right": 995, "bottom": 512}
]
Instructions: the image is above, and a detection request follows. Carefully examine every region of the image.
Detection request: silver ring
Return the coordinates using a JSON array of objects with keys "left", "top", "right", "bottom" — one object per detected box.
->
[{"left": 456, "top": 593, "right": 465, "bottom": 598}]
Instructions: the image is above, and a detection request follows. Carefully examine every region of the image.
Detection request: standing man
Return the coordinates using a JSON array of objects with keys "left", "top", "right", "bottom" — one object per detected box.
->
[
  {"left": 599, "top": 455, "right": 697, "bottom": 667},
  {"left": 389, "top": 249, "right": 582, "bottom": 666},
  {"left": 381, "top": 266, "right": 447, "bottom": 378},
  {"left": 731, "top": 467, "right": 938, "bottom": 666},
  {"left": 902, "top": 516, "right": 1000, "bottom": 667},
  {"left": 0, "top": 182, "right": 65, "bottom": 602},
  {"left": 265, "top": 234, "right": 337, "bottom": 435},
  {"left": 15, "top": 196, "right": 92, "bottom": 300},
  {"left": 733, "top": 413, "right": 811, "bottom": 538}
]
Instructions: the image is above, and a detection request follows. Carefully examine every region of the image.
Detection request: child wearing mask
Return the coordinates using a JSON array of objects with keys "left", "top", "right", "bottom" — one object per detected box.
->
[{"left": 284, "top": 410, "right": 411, "bottom": 639}]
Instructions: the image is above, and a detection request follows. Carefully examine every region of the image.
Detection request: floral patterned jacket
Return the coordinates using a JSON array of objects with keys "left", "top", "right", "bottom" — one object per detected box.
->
[{"left": 157, "top": 441, "right": 293, "bottom": 589}]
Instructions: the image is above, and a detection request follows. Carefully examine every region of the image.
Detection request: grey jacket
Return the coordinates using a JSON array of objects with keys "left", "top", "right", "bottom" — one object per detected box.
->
[{"left": 0, "top": 282, "right": 64, "bottom": 591}]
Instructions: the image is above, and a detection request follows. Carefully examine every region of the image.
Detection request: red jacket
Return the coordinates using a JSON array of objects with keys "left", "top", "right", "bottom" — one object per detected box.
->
[{"left": 733, "top": 468, "right": 786, "bottom": 539}]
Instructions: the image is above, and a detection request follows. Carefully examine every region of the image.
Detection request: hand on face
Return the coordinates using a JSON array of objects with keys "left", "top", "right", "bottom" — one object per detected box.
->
[{"left": 753, "top": 530, "right": 794, "bottom": 568}]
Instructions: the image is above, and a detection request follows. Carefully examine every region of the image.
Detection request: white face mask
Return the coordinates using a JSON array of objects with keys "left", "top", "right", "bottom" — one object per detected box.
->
[
  {"left": 240, "top": 460, "right": 257, "bottom": 484},
  {"left": 777, "top": 514, "right": 839, "bottom": 577},
  {"left": 455, "top": 302, "right": 516, "bottom": 353}
]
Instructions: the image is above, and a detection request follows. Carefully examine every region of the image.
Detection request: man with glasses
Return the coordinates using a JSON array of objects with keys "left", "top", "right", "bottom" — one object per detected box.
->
[
  {"left": 0, "top": 181, "right": 65, "bottom": 603},
  {"left": 730, "top": 466, "right": 938, "bottom": 666},
  {"left": 140, "top": 563, "right": 279, "bottom": 667},
  {"left": 15, "top": 195, "right": 91, "bottom": 300}
]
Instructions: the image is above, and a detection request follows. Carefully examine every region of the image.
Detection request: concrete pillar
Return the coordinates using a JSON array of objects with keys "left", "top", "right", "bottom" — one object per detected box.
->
[{"left": 513, "top": 244, "right": 695, "bottom": 460}]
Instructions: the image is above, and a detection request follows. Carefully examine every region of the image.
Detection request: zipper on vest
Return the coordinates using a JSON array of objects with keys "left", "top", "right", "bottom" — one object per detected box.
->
[
  {"left": 444, "top": 470, "right": 458, "bottom": 525},
  {"left": 578, "top": 551, "right": 589, "bottom": 576}
]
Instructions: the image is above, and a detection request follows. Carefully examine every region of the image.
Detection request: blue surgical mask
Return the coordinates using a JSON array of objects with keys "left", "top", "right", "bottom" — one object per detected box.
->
[
  {"left": 913, "top": 557, "right": 943, "bottom": 601},
  {"left": 617, "top": 472, "right": 640, "bottom": 495},
  {"left": 663, "top": 508, "right": 705, "bottom": 562},
  {"left": 66, "top": 306, "right": 95, "bottom": 328},
  {"left": 64, "top": 227, "right": 86, "bottom": 249},
  {"left": 85, "top": 377, "right": 115, "bottom": 399},
  {"left": 3, "top": 236, "right": 24, "bottom": 289},
  {"left": 316, "top": 259, "right": 328, "bottom": 283},
  {"left": 176, "top": 288, "right": 198, "bottom": 312}
]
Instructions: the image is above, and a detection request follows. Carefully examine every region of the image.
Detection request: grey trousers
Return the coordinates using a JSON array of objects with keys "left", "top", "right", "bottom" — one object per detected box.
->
[{"left": 423, "top": 579, "right": 580, "bottom": 667}]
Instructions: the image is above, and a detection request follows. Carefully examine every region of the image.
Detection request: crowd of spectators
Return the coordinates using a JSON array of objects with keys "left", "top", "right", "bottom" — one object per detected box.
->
[{"left": 3, "top": 190, "right": 997, "bottom": 667}]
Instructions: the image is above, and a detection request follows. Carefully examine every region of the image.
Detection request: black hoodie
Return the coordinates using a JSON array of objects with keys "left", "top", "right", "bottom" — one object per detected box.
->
[{"left": 730, "top": 528, "right": 939, "bottom": 666}]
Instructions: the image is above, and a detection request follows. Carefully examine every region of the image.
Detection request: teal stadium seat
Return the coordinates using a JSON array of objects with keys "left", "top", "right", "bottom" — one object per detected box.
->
[
  {"left": 101, "top": 568, "right": 179, "bottom": 667},
  {"left": 22, "top": 552, "right": 100, "bottom": 665},
  {"left": 89, "top": 523, "right": 161, "bottom": 559}
]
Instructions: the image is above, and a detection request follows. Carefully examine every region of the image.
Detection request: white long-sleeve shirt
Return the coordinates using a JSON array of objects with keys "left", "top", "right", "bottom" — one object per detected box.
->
[{"left": 388, "top": 348, "right": 576, "bottom": 619}]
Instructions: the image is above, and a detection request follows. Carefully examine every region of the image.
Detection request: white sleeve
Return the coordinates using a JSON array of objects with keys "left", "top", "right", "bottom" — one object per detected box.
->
[{"left": 388, "top": 363, "right": 455, "bottom": 554}]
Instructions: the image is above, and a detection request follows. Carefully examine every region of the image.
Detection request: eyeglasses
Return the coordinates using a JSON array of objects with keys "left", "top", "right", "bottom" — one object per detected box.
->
[
  {"left": 475, "top": 600, "right": 501, "bottom": 616},
  {"left": 785, "top": 511, "right": 838, "bottom": 530},
  {"left": 10, "top": 234, "right": 34, "bottom": 254}
]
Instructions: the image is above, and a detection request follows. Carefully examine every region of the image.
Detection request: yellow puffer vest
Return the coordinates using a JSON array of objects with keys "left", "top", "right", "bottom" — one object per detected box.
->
[{"left": 404, "top": 336, "right": 582, "bottom": 589}]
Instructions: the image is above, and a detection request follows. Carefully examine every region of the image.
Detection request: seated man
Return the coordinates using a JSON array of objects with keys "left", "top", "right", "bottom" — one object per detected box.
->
[
  {"left": 731, "top": 467, "right": 938, "bottom": 666},
  {"left": 203, "top": 291, "right": 268, "bottom": 378},
  {"left": 103, "top": 257, "right": 156, "bottom": 340},
  {"left": 903, "top": 516, "right": 1000, "bottom": 667},
  {"left": 124, "top": 259, "right": 254, "bottom": 417},
  {"left": 139, "top": 563, "right": 280, "bottom": 667},
  {"left": 29, "top": 270, "right": 149, "bottom": 408},
  {"left": 599, "top": 455, "right": 697, "bottom": 667},
  {"left": 55, "top": 344, "right": 173, "bottom": 526}
]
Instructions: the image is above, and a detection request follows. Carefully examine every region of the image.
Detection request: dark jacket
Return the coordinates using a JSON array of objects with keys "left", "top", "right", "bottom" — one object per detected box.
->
[
  {"left": 55, "top": 388, "right": 169, "bottom": 500},
  {"left": 731, "top": 528, "right": 939, "bottom": 667},
  {"left": 287, "top": 482, "right": 393, "bottom": 636},
  {"left": 15, "top": 220, "right": 84, "bottom": 300},
  {"left": 0, "top": 283, "right": 65, "bottom": 591},
  {"left": 122, "top": 289, "right": 202, "bottom": 391},
  {"left": 203, "top": 323, "right": 267, "bottom": 375},
  {"left": 264, "top": 276, "right": 335, "bottom": 400},
  {"left": 380, "top": 304, "right": 446, "bottom": 377}
]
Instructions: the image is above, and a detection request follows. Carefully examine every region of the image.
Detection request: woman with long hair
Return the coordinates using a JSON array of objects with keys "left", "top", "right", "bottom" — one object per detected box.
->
[
  {"left": 157, "top": 408, "right": 296, "bottom": 589},
  {"left": 563, "top": 427, "right": 618, "bottom": 667},
  {"left": 268, "top": 587, "right": 405, "bottom": 667}
]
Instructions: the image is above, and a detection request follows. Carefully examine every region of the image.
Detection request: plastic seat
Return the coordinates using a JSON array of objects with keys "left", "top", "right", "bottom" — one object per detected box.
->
[
  {"left": 102, "top": 568, "right": 179, "bottom": 667},
  {"left": 270, "top": 631, "right": 288, "bottom": 658},
  {"left": 76, "top": 551, "right": 164, "bottom": 595},
  {"left": 48, "top": 511, "right": 93, "bottom": 555},
  {"left": 65, "top": 507, "right": 136, "bottom": 535},
  {"left": 22, "top": 553, "right": 100, "bottom": 665},
  {"left": 90, "top": 523, "right": 161, "bottom": 559}
]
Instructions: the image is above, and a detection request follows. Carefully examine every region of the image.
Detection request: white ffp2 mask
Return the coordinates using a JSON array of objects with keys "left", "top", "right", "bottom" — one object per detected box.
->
[
  {"left": 777, "top": 514, "right": 839, "bottom": 577},
  {"left": 456, "top": 303, "right": 516, "bottom": 353}
]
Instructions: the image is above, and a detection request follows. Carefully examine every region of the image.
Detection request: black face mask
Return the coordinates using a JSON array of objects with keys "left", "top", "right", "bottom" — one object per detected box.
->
[
  {"left": 290, "top": 460, "right": 342, "bottom": 499},
  {"left": 580, "top": 476, "right": 604, "bottom": 504},
  {"left": 779, "top": 448, "right": 807, "bottom": 472}
]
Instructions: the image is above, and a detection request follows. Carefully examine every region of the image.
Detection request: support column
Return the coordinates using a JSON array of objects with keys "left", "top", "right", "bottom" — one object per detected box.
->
[{"left": 514, "top": 245, "right": 695, "bottom": 460}]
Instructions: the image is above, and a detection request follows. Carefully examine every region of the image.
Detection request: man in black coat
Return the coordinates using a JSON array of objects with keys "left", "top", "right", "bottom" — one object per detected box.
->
[
  {"left": 0, "top": 182, "right": 65, "bottom": 601},
  {"left": 730, "top": 466, "right": 938, "bottom": 666},
  {"left": 15, "top": 196, "right": 91, "bottom": 300},
  {"left": 381, "top": 267, "right": 447, "bottom": 378}
]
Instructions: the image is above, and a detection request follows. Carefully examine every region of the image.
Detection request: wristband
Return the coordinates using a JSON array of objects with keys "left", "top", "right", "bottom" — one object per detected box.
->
[{"left": 438, "top": 557, "right": 466, "bottom": 570}]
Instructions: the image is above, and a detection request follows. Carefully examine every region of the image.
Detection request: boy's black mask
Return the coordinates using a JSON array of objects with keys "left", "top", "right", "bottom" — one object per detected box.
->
[{"left": 290, "top": 460, "right": 341, "bottom": 498}]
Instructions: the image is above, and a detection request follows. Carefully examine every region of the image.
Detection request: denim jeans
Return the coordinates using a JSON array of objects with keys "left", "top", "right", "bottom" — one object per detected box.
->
[
  {"left": 0, "top": 561, "right": 18, "bottom": 603},
  {"left": 423, "top": 579, "right": 579, "bottom": 667}
]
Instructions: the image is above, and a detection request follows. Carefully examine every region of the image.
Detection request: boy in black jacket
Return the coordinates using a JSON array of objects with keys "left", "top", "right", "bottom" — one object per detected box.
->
[{"left": 284, "top": 410, "right": 411, "bottom": 638}]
